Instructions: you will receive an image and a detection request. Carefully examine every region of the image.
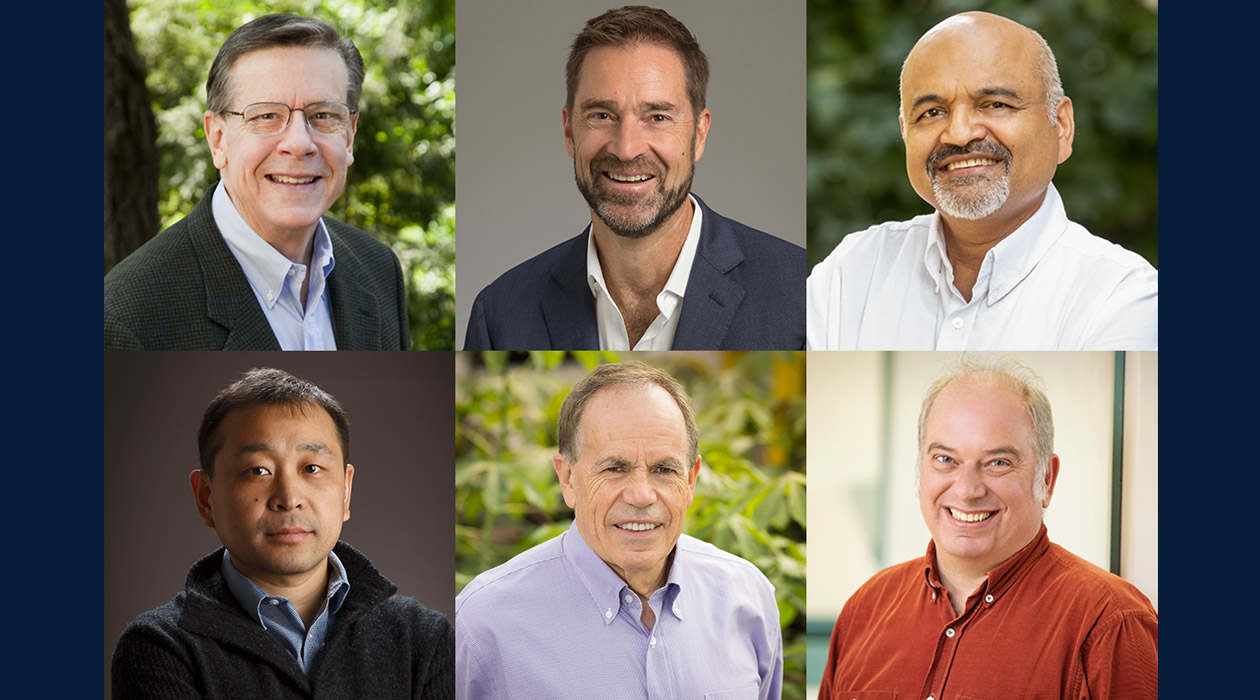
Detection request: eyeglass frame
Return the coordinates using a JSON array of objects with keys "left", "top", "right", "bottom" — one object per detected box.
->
[{"left": 218, "top": 101, "right": 359, "bottom": 135}]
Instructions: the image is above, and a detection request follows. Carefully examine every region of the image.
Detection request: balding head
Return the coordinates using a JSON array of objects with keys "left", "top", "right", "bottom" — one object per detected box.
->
[
  {"left": 896, "top": 11, "right": 1074, "bottom": 229},
  {"left": 900, "top": 12, "right": 1064, "bottom": 128}
]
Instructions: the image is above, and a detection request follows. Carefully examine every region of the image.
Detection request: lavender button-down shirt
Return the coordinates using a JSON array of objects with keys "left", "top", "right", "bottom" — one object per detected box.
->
[{"left": 455, "top": 522, "right": 782, "bottom": 700}]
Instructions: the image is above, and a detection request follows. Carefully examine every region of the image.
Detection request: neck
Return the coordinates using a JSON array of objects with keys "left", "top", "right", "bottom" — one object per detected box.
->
[
  {"left": 591, "top": 198, "right": 693, "bottom": 332},
  {"left": 934, "top": 558, "right": 988, "bottom": 617}
]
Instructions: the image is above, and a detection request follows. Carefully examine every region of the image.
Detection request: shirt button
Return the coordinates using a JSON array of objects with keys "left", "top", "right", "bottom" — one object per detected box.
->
[
  {"left": 265, "top": 291, "right": 275, "bottom": 302},
  {"left": 287, "top": 269, "right": 295, "bottom": 277},
  {"left": 625, "top": 594, "right": 634, "bottom": 603},
  {"left": 604, "top": 609, "right": 613, "bottom": 619},
  {"left": 945, "top": 628, "right": 955, "bottom": 638},
  {"left": 951, "top": 318, "right": 963, "bottom": 329},
  {"left": 650, "top": 637, "right": 657, "bottom": 647},
  {"left": 985, "top": 594, "right": 994, "bottom": 603},
  {"left": 269, "top": 599, "right": 280, "bottom": 606}
]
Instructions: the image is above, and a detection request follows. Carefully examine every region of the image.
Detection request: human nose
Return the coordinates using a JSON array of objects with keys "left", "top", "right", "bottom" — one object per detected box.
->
[
  {"left": 606, "top": 118, "right": 648, "bottom": 161},
  {"left": 276, "top": 109, "right": 319, "bottom": 154},
  {"left": 941, "top": 106, "right": 987, "bottom": 146},
  {"left": 621, "top": 469, "right": 658, "bottom": 509},
  {"left": 952, "top": 463, "right": 987, "bottom": 501},
  {"left": 268, "top": 471, "right": 305, "bottom": 511}
]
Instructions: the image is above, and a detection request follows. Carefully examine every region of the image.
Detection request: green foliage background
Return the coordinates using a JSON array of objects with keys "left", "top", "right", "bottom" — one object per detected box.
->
[
  {"left": 127, "top": 0, "right": 455, "bottom": 349},
  {"left": 807, "top": 0, "right": 1158, "bottom": 270},
  {"left": 456, "top": 351, "right": 808, "bottom": 698}
]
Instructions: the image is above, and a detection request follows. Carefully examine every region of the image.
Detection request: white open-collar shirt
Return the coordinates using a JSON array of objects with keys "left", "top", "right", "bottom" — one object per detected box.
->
[
  {"left": 806, "top": 184, "right": 1157, "bottom": 350},
  {"left": 586, "top": 194, "right": 704, "bottom": 350}
]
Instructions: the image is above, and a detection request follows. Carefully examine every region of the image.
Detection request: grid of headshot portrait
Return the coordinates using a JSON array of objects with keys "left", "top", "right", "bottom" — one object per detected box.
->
[{"left": 103, "top": 0, "right": 1157, "bottom": 698}]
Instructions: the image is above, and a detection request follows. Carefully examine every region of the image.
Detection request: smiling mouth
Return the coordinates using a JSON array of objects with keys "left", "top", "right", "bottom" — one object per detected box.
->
[
  {"left": 944, "top": 158, "right": 999, "bottom": 172},
  {"left": 604, "top": 172, "right": 654, "bottom": 183},
  {"left": 616, "top": 522, "right": 660, "bottom": 532},
  {"left": 949, "top": 507, "right": 995, "bottom": 523},
  {"left": 267, "top": 175, "right": 318, "bottom": 184}
]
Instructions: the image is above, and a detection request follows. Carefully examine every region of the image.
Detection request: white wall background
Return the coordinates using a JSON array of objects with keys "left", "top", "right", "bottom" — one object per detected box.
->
[{"left": 806, "top": 351, "right": 1159, "bottom": 628}]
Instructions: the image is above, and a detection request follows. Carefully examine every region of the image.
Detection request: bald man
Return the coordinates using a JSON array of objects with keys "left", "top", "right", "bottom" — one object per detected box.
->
[
  {"left": 807, "top": 12, "right": 1157, "bottom": 351},
  {"left": 815, "top": 358, "right": 1157, "bottom": 699}
]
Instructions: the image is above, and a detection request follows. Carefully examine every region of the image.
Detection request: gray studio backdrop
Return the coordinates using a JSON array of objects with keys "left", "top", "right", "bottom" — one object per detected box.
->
[
  {"left": 103, "top": 352, "right": 454, "bottom": 698},
  {"left": 455, "top": 0, "right": 808, "bottom": 346}
]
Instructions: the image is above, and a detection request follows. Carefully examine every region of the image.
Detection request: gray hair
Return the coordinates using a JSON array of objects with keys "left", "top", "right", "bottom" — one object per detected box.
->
[
  {"left": 917, "top": 356, "right": 1055, "bottom": 502},
  {"left": 557, "top": 361, "right": 698, "bottom": 467},
  {"left": 206, "top": 13, "right": 365, "bottom": 114}
]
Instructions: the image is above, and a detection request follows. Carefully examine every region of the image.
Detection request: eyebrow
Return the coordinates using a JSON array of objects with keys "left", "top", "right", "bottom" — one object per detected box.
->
[
  {"left": 235, "top": 441, "right": 335, "bottom": 459},
  {"left": 910, "top": 87, "right": 1025, "bottom": 114},
  {"left": 925, "top": 442, "right": 1023, "bottom": 459},
  {"left": 580, "top": 99, "right": 678, "bottom": 113}
]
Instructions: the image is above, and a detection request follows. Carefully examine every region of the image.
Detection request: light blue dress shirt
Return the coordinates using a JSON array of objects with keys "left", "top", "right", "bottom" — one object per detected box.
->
[
  {"left": 455, "top": 522, "right": 782, "bottom": 700},
  {"left": 212, "top": 181, "right": 339, "bottom": 350},
  {"left": 222, "top": 549, "right": 350, "bottom": 675}
]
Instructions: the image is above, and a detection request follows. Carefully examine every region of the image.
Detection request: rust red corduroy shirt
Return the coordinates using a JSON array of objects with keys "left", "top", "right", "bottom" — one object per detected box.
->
[{"left": 818, "top": 524, "right": 1157, "bottom": 700}]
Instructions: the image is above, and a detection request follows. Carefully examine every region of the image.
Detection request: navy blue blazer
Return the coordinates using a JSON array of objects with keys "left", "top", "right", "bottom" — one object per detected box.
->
[{"left": 464, "top": 195, "right": 805, "bottom": 350}]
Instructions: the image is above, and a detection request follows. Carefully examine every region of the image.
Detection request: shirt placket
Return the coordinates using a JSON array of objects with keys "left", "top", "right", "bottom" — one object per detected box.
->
[{"left": 920, "top": 586, "right": 984, "bottom": 700}]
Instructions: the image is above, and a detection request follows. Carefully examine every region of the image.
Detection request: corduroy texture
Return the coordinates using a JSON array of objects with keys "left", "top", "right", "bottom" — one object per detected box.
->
[{"left": 818, "top": 524, "right": 1158, "bottom": 699}]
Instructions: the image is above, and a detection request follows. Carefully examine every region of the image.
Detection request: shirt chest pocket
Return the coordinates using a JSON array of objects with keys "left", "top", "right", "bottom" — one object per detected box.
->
[
  {"left": 832, "top": 691, "right": 897, "bottom": 700},
  {"left": 704, "top": 686, "right": 759, "bottom": 700}
]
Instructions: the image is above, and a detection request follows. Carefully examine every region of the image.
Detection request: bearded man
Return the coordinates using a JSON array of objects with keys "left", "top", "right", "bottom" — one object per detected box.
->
[
  {"left": 807, "top": 12, "right": 1157, "bottom": 351},
  {"left": 463, "top": 5, "right": 805, "bottom": 351}
]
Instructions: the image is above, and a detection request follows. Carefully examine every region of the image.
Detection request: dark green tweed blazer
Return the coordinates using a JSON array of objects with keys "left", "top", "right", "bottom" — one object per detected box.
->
[{"left": 104, "top": 185, "right": 410, "bottom": 350}]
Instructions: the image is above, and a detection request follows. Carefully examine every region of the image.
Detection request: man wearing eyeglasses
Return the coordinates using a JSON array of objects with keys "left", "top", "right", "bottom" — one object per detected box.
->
[{"left": 104, "top": 14, "right": 409, "bottom": 350}]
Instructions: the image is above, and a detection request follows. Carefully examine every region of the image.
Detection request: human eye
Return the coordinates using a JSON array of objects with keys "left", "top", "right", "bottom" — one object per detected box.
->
[
  {"left": 932, "top": 454, "right": 956, "bottom": 467},
  {"left": 247, "top": 106, "right": 285, "bottom": 122},
  {"left": 303, "top": 463, "right": 325, "bottom": 474},
  {"left": 246, "top": 466, "right": 271, "bottom": 476},
  {"left": 916, "top": 107, "right": 944, "bottom": 122}
]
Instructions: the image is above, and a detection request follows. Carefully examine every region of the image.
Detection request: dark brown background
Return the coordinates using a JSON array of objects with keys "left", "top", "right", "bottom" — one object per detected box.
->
[{"left": 103, "top": 351, "right": 454, "bottom": 697}]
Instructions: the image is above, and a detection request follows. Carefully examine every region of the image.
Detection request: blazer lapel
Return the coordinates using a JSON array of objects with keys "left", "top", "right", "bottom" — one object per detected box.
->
[
  {"left": 672, "top": 197, "right": 746, "bottom": 350},
  {"left": 540, "top": 230, "right": 599, "bottom": 349},
  {"left": 187, "top": 197, "right": 281, "bottom": 351},
  {"left": 326, "top": 237, "right": 381, "bottom": 350}
]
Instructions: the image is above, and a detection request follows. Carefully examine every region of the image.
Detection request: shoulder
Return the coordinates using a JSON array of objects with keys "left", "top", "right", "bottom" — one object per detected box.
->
[
  {"left": 1053, "top": 219, "right": 1158, "bottom": 283},
  {"left": 366, "top": 594, "right": 454, "bottom": 640},
  {"left": 839, "top": 556, "right": 926, "bottom": 618},
  {"left": 325, "top": 217, "right": 403, "bottom": 276},
  {"left": 698, "top": 198, "right": 805, "bottom": 268},
  {"left": 676, "top": 534, "right": 775, "bottom": 591},
  {"left": 475, "top": 232, "right": 587, "bottom": 303},
  {"left": 1042, "top": 543, "right": 1156, "bottom": 616},
  {"left": 811, "top": 215, "right": 933, "bottom": 277},
  {"left": 455, "top": 535, "right": 568, "bottom": 617},
  {"left": 104, "top": 217, "right": 212, "bottom": 348},
  {"left": 111, "top": 594, "right": 194, "bottom": 682},
  {"left": 105, "top": 216, "right": 201, "bottom": 292}
]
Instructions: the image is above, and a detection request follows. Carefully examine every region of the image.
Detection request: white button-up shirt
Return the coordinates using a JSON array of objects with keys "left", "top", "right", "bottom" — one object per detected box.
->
[
  {"left": 213, "top": 181, "right": 338, "bottom": 350},
  {"left": 806, "top": 184, "right": 1157, "bottom": 350},
  {"left": 587, "top": 194, "right": 703, "bottom": 350}
]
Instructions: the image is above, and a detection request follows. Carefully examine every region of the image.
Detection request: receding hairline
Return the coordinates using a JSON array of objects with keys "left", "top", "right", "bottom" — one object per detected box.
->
[
  {"left": 573, "top": 382, "right": 690, "bottom": 462},
  {"left": 898, "top": 11, "right": 1064, "bottom": 125}
]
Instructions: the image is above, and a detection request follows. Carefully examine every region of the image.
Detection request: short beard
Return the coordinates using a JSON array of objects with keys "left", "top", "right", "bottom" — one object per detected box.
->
[
  {"left": 575, "top": 149, "right": 695, "bottom": 239},
  {"left": 927, "top": 140, "right": 1012, "bottom": 221}
]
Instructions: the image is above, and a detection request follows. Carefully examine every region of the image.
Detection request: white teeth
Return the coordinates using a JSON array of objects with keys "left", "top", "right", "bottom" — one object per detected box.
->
[
  {"left": 946, "top": 158, "right": 998, "bottom": 171},
  {"left": 949, "top": 508, "right": 994, "bottom": 523},
  {"left": 607, "top": 173, "right": 652, "bottom": 182},
  {"left": 270, "top": 175, "right": 316, "bottom": 184},
  {"left": 617, "top": 522, "right": 658, "bottom": 532}
]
